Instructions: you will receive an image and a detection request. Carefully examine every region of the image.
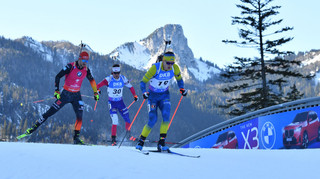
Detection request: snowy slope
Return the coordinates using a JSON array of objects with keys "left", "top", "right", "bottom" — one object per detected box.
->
[
  {"left": 1, "top": 142, "right": 319, "bottom": 179},
  {"left": 19, "top": 36, "right": 82, "bottom": 66},
  {"left": 22, "top": 36, "right": 54, "bottom": 62},
  {"left": 302, "top": 52, "right": 320, "bottom": 66},
  {"left": 300, "top": 51, "right": 320, "bottom": 85},
  {"left": 188, "top": 59, "right": 221, "bottom": 82},
  {"left": 109, "top": 41, "right": 153, "bottom": 70}
]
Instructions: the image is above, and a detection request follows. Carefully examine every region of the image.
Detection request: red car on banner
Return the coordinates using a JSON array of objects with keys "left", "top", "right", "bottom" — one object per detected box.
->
[
  {"left": 212, "top": 130, "right": 238, "bottom": 149},
  {"left": 283, "top": 110, "right": 320, "bottom": 149}
]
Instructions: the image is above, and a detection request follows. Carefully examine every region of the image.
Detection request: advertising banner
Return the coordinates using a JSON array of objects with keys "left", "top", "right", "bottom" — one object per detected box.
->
[
  {"left": 259, "top": 107, "right": 320, "bottom": 149},
  {"left": 184, "top": 106, "right": 320, "bottom": 149},
  {"left": 184, "top": 118, "right": 259, "bottom": 149}
]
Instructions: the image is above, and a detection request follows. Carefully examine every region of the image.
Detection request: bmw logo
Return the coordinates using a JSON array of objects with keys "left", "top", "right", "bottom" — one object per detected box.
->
[
  {"left": 260, "top": 122, "right": 276, "bottom": 149},
  {"left": 77, "top": 72, "right": 82, "bottom": 77}
]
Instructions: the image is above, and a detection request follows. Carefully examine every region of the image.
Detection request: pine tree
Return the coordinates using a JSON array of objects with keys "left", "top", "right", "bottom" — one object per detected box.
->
[
  {"left": 3, "top": 119, "right": 7, "bottom": 139},
  {"left": 220, "top": 0, "right": 313, "bottom": 116},
  {"left": 22, "top": 118, "right": 28, "bottom": 132},
  {"left": 285, "top": 84, "right": 304, "bottom": 101}
]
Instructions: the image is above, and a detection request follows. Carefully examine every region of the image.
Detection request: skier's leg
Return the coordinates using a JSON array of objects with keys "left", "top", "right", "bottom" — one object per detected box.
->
[
  {"left": 26, "top": 91, "right": 68, "bottom": 135},
  {"left": 71, "top": 93, "right": 85, "bottom": 145},
  {"left": 109, "top": 101, "right": 119, "bottom": 145},
  {"left": 142, "top": 100, "right": 158, "bottom": 137},
  {"left": 136, "top": 100, "right": 158, "bottom": 150},
  {"left": 159, "top": 98, "right": 171, "bottom": 133},
  {"left": 118, "top": 100, "right": 130, "bottom": 131},
  {"left": 157, "top": 98, "right": 171, "bottom": 151}
]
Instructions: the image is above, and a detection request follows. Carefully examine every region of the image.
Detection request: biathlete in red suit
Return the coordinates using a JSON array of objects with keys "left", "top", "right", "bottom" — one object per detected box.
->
[{"left": 23, "top": 51, "right": 99, "bottom": 145}]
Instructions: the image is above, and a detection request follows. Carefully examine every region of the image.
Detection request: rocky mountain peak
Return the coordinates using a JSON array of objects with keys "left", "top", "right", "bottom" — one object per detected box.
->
[{"left": 109, "top": 24, "right": 220, "bottom": 82}]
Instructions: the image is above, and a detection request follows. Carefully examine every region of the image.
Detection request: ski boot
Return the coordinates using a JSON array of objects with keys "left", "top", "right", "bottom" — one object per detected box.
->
[
  {"left": 111, "top": 135, "right": 117, "bottom": 146},
  {"left": 135, "top": 135, "right": 146, "bottom": 151},
  {"left": 26, "top": 121, "right": 40, "bottom": 135},
  {"left": 73, "top": 130, "right": 85, "bottom": 145},
  {"left": 17, "top": 121, "right": 41, "bottom": 139},
  {"left": 157, "top": 134, "right": 169, "bottom": 152}
]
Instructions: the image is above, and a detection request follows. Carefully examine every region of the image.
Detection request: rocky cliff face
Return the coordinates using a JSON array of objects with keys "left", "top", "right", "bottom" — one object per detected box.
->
[{"left": 109, "top": 24, "right": 220, "bottom": 82}]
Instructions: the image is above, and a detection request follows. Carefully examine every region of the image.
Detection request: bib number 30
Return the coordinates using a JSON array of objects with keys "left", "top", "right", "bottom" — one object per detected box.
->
[{"left": 113, "top": 89, "right": 121, "bottom": 94}]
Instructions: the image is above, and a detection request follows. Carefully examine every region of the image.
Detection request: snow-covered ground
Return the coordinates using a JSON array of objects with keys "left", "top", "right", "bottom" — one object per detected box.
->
[{"left": 0, "top": 142, "right": 319, "bottom": 179}]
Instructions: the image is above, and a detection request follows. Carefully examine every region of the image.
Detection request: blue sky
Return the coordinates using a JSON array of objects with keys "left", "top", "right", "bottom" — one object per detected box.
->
[{"left": 1, "top": 0, "right": 319, "bottom": 67}]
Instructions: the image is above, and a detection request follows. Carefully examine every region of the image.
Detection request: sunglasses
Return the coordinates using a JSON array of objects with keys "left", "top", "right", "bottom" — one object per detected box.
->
[
  {"left": 113, "top": 72, "right": 120, "bottom": 74},
  {"left": 166, "top": 61, "right": 175, "bottom": 65},
  {"left": 81, "top": 59, "right": 88, "bottom": 63}
]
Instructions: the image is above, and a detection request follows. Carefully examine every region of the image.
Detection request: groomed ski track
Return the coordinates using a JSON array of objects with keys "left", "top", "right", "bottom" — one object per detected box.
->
[{"left": 1, "top": 142, "right": 319, "bottom": 179}]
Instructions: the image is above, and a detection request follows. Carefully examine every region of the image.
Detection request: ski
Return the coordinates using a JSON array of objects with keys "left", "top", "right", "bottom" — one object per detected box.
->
[
  {"left": 167, "top": 150, "right": 200, "bottom": 158},
  {"left": 148, "top": 149, "right": 200, "bottom": 158},
  {"left": 79, "top": 144, "right": 96, "bottom": 146},
  {"left": 146, "top": 140, "right": 181, "bottom": 145},
  {"left": 16, "top": 133, "right": 31, "bottom": 140},
  {"left": 130, "top": 138, "right": 180, "bottom": 145},
  {"left": 136, "top": 149, "right": 149, "bottom": 155}
]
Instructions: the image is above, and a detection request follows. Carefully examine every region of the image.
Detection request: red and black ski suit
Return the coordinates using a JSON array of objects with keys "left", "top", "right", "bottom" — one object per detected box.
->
[{"left": 38, "top": 61, "right": 98, "bottom": 131}]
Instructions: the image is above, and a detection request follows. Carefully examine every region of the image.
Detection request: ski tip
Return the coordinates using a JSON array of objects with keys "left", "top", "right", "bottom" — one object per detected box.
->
[{"left": 16, "top": 134, "right": 27, "bottom": 140}]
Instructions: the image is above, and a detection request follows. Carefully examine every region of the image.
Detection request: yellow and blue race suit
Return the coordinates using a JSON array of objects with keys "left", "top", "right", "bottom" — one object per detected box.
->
[{"left": 139, "top": 62, "right": 184, "bottom": 137}]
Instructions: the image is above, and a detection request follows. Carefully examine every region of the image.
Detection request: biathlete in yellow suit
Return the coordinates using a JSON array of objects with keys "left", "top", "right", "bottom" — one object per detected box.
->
[{"left": 136, "top": 51, "right": 187, "bottom": 151}]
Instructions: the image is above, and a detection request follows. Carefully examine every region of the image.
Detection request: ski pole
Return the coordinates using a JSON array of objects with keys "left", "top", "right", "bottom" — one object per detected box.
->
[
  {"left": 127, "top": 100, "right": 136, "bottom": 109},
  {"left": 118, "top": 130, "right": 129, "bottom": 148},
  {"left": 118, "top": 99, "right": 146, "bottom": 148},
  {"left": 168, "top": 95, "right": 183, "bottom": 130},
  {"left": 128, "top": 99, "right": 146, "bottom": 131},
  {"left": 32, "top": 97, "right": 55, "bottom": 103},
  {"left": 94, "top": 101, "right": 98, "bottom": 111},
  {"left": 81, "top": 94, "right": 92, "bottom": 98}
]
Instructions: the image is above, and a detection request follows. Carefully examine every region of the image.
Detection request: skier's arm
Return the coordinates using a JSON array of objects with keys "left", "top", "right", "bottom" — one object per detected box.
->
[
  {"left": 129, "top": 87, "right": 137, "bottom": 97},
  {"left": 123, "top": 76, "right": 137, "bottom": 96},
  {"left": 86, "top": 68, "right": 98, "bottom": 93},
  {"left": 55, "top": 64, "right": 72, "bottom": 91},
  {"left": 140, "top": 65, "right": 157, "bottom": 93},
  {"left": 173, "top": 64, "right": 184, "bottom": 89},
  {"left": 97, "top": 79, "right": 109, "bottom": 89}
]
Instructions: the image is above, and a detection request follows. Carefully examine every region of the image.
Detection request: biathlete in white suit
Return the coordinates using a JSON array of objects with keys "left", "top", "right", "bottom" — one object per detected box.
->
[
  {"left": 97, "top": 64, "right": 138, "bottom": 146},
  {"left": 135, "top": 51, "right": 188, "bottom": 151}
]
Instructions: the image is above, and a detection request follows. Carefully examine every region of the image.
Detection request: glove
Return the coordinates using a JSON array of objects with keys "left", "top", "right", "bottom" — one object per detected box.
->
[
  {"left": 54, "top": 91, "right": 61, "bottom": 99},
  {"left": 143, "top": 92, "right": 149, "bottom": 99},
  {"left": 97, "top": 89, "right": 101, "bottom": 94},
  {"left": 94, "top": 92, "right": 99, "bottom": 101},
  {"left": 134, "top": 95, "right": 139, "bottom": 101},
  {"left": 180, "top": 88, "right": 187, "bottom": 96}
]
